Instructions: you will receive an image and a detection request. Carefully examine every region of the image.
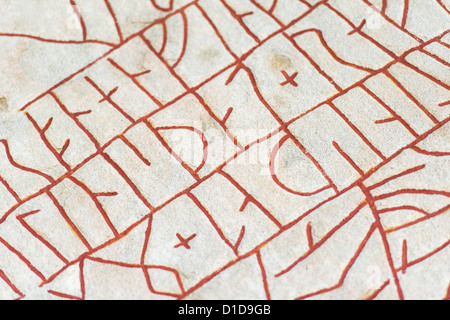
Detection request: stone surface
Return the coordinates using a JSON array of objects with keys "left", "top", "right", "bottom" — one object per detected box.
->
[{"left": 0, "top": 0, "right": 449, "bottom": 300}]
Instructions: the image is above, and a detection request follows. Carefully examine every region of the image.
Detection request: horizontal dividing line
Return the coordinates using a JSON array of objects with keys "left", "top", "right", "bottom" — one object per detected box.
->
[{"left": 0, "top": 33, "right": 115, "bottom": 47}]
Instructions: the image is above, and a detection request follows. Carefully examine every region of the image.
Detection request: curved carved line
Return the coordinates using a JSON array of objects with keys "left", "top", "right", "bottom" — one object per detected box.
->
[
  {"left": 291, "top": 28, "right": 375, "bottom": 73},
  {"left": 411, "top": 146, "right": 450, "bottom": 157},
  {"left": 270, "top": 135, "right": 333, "bottom": 196},
  {"left": 150, "top": 0, "right": 174, "bottom": 12},
  {"left": 156, "top": 126, "right": 208, "bottom": 174},
  {"left": 0, "top": 140, "right": 54, "bottom": 183},
  {"left": 172, "top": 12, "right": 188, "bottom": 69}
]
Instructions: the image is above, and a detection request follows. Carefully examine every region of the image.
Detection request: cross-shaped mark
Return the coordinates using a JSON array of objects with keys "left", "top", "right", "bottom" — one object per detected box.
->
[
  {"left": 98, "top": 87, "right": 119, "bottom": 103},
  {"left": 280, "top": 71, "right": 299, "bottom": 87},
  {"left": 174, "top": 233, "right": 197, "bottom": 250},
  {"left": 348, "top": 19, "right": 366, "bottom": 35}
]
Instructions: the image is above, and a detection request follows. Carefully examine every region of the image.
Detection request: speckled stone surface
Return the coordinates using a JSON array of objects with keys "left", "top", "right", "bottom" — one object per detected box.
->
[{"left": 0, "top": 0, "right": 449, "bottom": 300}]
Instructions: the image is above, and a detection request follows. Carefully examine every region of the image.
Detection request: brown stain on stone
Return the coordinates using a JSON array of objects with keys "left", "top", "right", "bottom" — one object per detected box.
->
[
  {"left": 198, "top": 47, "right": 221, "bottom": 63},
  {"left": 270, "top": 53, "right": 293, "bottom": 70},
  {"left": 0, "top": 97, "right": 8, "bottom": 112}
]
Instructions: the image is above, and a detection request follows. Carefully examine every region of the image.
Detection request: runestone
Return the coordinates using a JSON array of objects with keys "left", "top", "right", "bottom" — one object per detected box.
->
[{"left": 0, "top": 0, "right": 449, "bottom": 300}]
